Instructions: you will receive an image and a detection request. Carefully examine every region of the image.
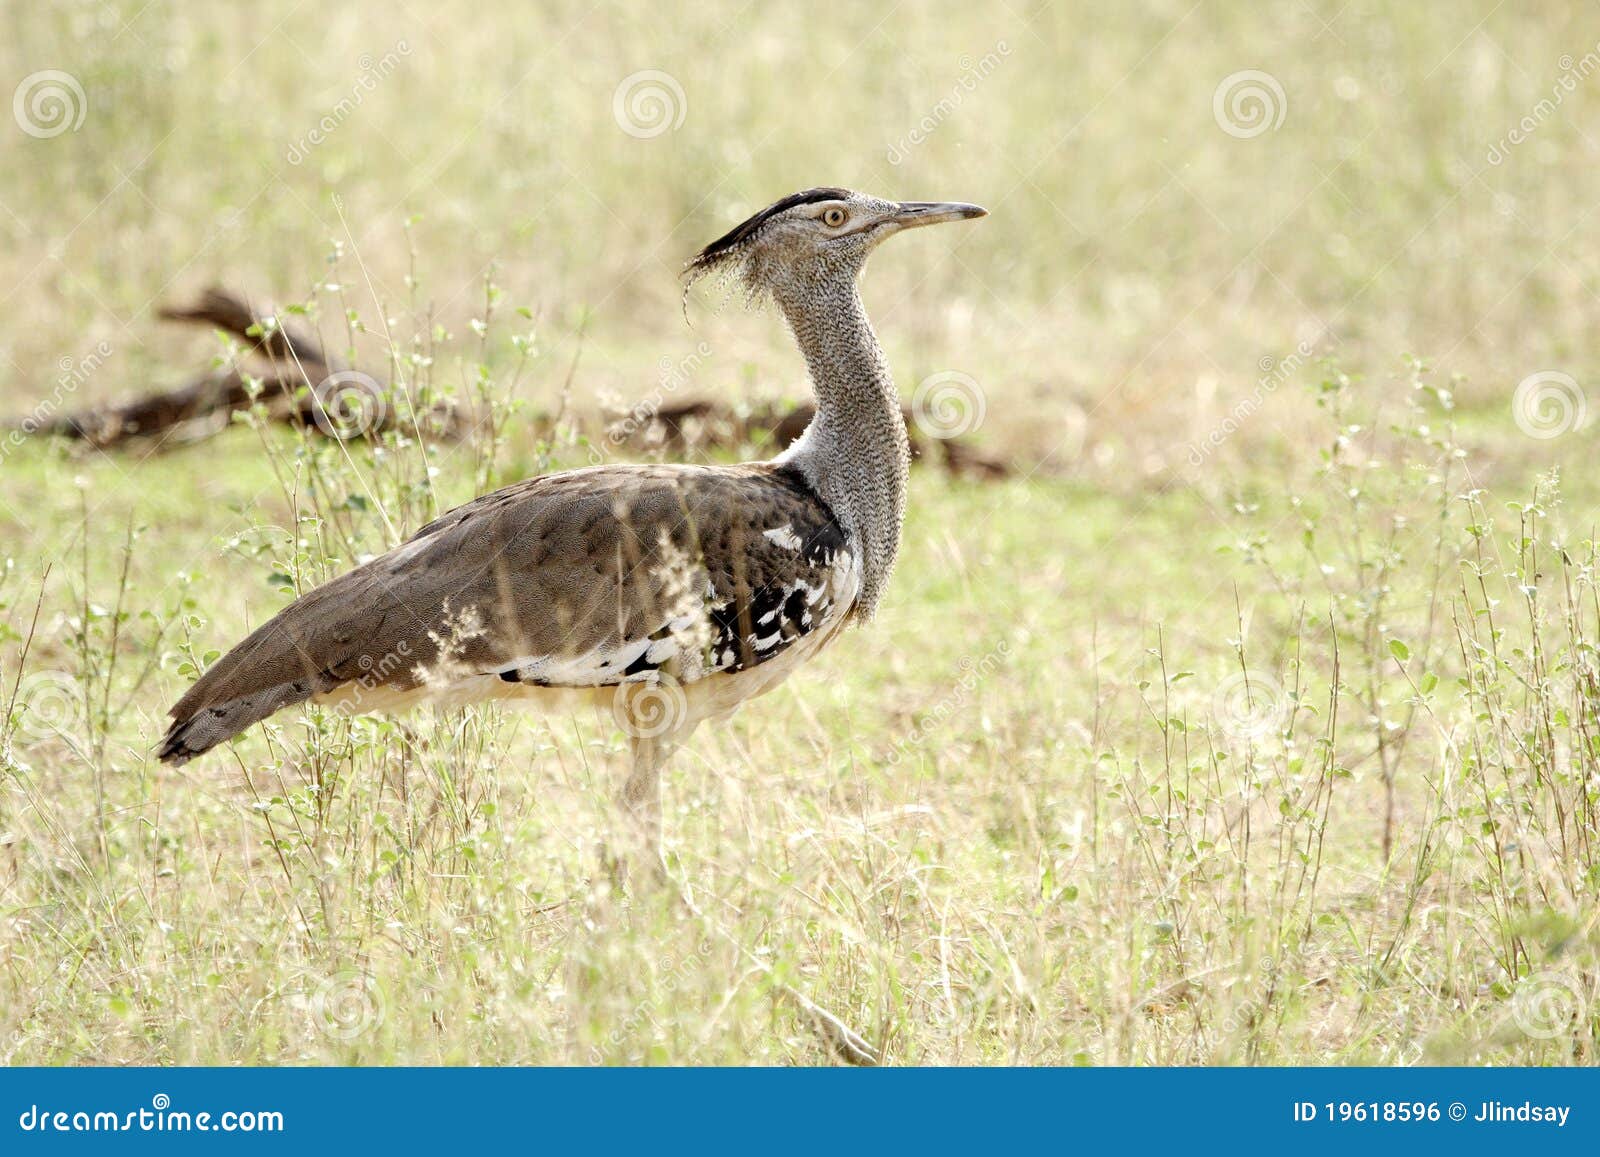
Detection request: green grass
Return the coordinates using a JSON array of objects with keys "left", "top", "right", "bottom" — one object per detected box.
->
[{"left": 2, "top": 0, "right": 1599, "bottom": 1064}]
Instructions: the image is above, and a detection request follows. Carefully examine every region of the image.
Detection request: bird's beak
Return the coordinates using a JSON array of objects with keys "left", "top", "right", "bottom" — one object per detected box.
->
[{"left": 889, "top": 201, "right": 989, "bottom": 230}]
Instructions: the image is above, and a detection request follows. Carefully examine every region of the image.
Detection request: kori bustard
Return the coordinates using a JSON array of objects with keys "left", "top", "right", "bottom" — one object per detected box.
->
[{"left": 158, "top": 188, "right": 986, "bottom": 877}]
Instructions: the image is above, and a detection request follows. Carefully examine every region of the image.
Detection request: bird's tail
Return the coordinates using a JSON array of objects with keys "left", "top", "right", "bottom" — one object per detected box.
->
[
  {"left": 157, "top": 675, "right": 324, "bottom": 765},
  {"left": 155, "top": 577, "right": 371, "bottom": 765}
]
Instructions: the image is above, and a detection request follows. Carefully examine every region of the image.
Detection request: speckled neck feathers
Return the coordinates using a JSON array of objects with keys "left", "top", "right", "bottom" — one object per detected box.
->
[{"left": 772, "top": 275, "right": 910, "bottom": 620}]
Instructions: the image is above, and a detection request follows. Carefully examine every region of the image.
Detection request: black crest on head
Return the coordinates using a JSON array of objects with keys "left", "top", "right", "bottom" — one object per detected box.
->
[{"left": 687, "top": 187, "right": 851, "bottom": 272}]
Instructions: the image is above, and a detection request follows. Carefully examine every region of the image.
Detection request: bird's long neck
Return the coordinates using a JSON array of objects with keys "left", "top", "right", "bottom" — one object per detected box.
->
[{"left": 772, "top": 276, "right": 910, "bottom": 619}]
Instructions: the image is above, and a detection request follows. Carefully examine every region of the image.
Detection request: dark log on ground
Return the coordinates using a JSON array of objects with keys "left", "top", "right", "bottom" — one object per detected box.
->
[
  {"left": 8, "top": 288, "right": 462, "bottom": 449},
  {"left": 24, "top": 368, "right": 310, "bottom": 448},
  {"left": 157, "top": 287, "right": 331, "bottom": 370},
  {"left": 21, "top": 367, "right": 464, "bottom": 449},
  {"left": 8, "top": 286, "right": 1006, "bottom": 478},
  {"left": 617, "top": 399, "right": 1011, "bottom": 479}
]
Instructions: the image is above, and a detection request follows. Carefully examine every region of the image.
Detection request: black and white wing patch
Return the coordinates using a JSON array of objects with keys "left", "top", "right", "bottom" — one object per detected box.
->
[
  {"left": 703, "top": 523, "right": 855, "bottom": 675},
  {"left": 489, "top": 464, "right": 858, "bottom": 689}
]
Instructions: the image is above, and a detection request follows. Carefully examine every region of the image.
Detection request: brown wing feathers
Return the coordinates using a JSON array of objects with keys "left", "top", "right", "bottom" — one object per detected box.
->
[{"left": 158, "top": 463, "right": 848, "bottom": 764}]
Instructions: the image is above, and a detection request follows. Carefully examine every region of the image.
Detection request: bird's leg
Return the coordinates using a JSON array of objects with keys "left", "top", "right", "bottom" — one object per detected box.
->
[
  {"left": 601, "top": 711, "right": 877, "bottom": 1063},
  {"left": 669, "top": 880, "right": 880, "bottom": 1066},
  {"left": 611, "top": 731, "right": 675, "bottom": 887}
]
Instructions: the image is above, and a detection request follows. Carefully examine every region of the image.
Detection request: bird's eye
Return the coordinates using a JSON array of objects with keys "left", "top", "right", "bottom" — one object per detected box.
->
[{"left": 822, "top": 207, "right": 847, "bottom": 228}]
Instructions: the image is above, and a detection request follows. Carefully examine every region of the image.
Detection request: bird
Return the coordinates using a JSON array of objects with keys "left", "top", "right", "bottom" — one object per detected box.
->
[{"left": 157, "top": 188, "right": 987, "bottom": 881}]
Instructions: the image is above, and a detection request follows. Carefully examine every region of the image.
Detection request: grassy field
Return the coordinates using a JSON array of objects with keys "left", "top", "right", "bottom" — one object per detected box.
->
[{"left": 2, "top": 0, "right": 1599, "bottom": 1064}]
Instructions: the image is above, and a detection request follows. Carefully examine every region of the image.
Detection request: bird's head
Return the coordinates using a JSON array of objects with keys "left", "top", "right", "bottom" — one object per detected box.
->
[{"left": 683, "top": 187, "right": 986, "bottom": 306}]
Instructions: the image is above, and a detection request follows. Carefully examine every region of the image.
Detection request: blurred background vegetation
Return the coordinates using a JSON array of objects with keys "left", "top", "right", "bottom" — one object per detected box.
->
[
  {"left": 3, "top": 0, "right": 1598, "bottom": 470},
  {"left": 1, "top": 0, "right": 1598, "bottom": 1065}
]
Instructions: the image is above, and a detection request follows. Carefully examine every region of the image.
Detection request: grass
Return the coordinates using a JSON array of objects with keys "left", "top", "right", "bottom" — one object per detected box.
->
[{"left": 2, "top": 0, "right": 1599, "bottom": 1064}]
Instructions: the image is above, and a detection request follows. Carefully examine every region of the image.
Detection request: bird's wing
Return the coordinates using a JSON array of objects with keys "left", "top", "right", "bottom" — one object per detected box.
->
[{"left": 157, "top": 462, "right": 853, "bottom": 763}]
